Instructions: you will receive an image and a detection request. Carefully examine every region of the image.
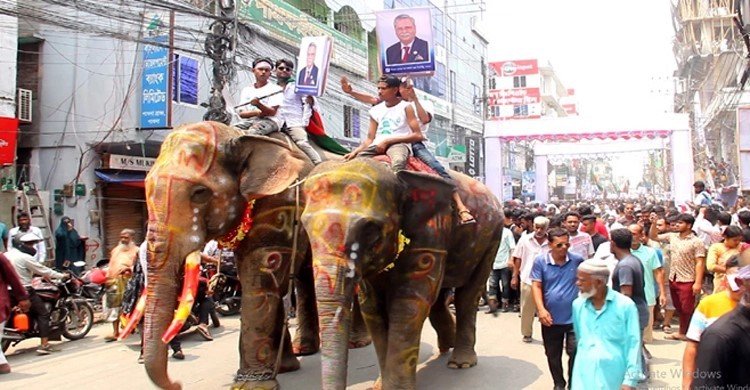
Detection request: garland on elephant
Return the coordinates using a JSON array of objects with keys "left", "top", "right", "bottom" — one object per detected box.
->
[{"left": 217, "top": 200, "right": 256, "bottom": 250}]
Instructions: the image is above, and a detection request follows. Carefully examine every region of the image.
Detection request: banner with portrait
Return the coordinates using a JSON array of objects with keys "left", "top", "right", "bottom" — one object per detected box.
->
[
  {"left": 294, "top": 36, "right": 333, "bottom": 97},
  {"left": 376, "top": 8, "right": 435, "bottom": 76}
]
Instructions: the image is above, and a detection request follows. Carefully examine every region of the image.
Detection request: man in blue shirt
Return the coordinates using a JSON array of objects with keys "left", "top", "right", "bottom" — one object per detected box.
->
[
  {"left": 571, "top": 259, "right": 642, "bottom": 389},
  {"left": 531, "top": 227, "right": 584, "bottom": 390}
]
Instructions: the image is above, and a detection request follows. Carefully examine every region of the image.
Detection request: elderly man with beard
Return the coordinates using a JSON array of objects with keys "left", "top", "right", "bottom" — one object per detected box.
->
[
  {"left": 571, "top": 259, "right": 642, "bottom": 390},
  {"left": 104, "top": 229, "right": 138, "bottom": 342},
  {"left": 512, "top": 216, "right": 551, "bottom": 343}
]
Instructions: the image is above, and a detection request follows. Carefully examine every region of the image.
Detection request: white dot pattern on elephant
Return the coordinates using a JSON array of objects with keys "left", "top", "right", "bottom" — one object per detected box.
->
[
  {"left": 192, "top": 225, "right": 198, "bottom": 231},
  {"left": 351, "top": 242, "right": 359, "bottom": 251},
  {"left": 190, "top": 235, "right": 201, "bottom": 243},
  {"left": 346, "top": 259, "right": 355, "bottom": 278},
  {"left": 192, "top": 216, "right": 198, "bottom": 222},
  {"left": 218, "top": 222, "right": 225, "bottom": 229},
  {"left": 349, "top": 252, "right": 357, "bottom": 259},
  {"left": 193, "top": 208, "right": 199, "bottom": 214}
]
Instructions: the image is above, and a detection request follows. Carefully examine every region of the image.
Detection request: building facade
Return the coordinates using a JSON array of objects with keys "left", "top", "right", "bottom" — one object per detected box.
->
[{"left": 2, "top": 0, "right": 490, "bottom": 265}]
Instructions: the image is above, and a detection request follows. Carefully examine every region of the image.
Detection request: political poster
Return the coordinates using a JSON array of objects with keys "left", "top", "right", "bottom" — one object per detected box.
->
[
  {"left": 376, "top": 8, "right": 435, "bottom": 76},
  {"left": 294, "top": 36, "right": 333, "bottom": 97}
]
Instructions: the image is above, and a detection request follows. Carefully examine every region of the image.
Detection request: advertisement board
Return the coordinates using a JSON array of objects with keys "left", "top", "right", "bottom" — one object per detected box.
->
[
  {"left": 0, "top": 117, "right": 18, "bottom": 165},
  {"left": 489, "top": 59, "right": 539, "bottom": 77},
  {"left": 488, "top": 88, "right": 541, "bottom": 106},
  {"left": 465, "top": 136, "right": 481, "bottom": 177},
  {"left": 140, "top": 35, "right": 169, "bottom": 129}
]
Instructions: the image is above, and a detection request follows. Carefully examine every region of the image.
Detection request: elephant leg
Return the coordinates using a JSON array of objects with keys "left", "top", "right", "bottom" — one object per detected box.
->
[
  {"left": 292, "top": 252, "right": 320, "bottom": 356},
  {"left": 349, "top": 299, "right": 372, "bottom": 348},
  {"left": 233, "top": 253, "right": 298, "bottom": 389},
  {"left": 428, "top": 288, "right": 456, "bottom": 354},
  {"left": 447, "top": 249, "right": 495, "bottom": 369},
  {"left": 382, "top": 295, "right": 431, "bottom": 390},
  {"left": 357, "top": 279, "right": 388, "bottom": 374},
  {"left": 277, "top": 297, "right": 301, "bottom": 373},
  {"left": 381, "top": 250, "right": 444, "bottom": 390}
]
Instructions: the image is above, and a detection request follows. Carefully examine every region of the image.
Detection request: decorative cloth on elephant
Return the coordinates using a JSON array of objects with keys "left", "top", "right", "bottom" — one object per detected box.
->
[
  {"left": 217, "top": 200, "right": 255, "bottom": 251},
  {"left": 373, "top": 154, "right": 438, "bottom": 176}
]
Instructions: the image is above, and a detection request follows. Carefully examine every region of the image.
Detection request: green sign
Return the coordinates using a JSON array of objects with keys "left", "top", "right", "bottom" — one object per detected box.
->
[{"left": 237, "top": 0, "right": 368, "bottom": 75}]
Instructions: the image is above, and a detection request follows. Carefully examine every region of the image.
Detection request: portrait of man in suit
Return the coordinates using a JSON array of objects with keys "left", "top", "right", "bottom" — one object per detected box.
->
[
  {"left": 385, "top": 14, "right": 429, "bottom": 65},
  {"left": 297, "top": 42, "right": 318, "bottom": 86}
]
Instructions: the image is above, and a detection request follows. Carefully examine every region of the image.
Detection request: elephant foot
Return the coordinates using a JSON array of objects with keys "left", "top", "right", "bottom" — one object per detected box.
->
[
  {"left": 292, "top": 337, "right": 319, "bottom": 356},
  {"left": 279, "top": 354, "right": 301, "bottom": 373},
  {"left": 231, "top": 380, "right": 279, "bottom": 390},
  {"left": 446, "top": 349, "right": 477, "bottom": 369},
  {"left": 348, "top": 333, "right": 372, "bottom": 349}
]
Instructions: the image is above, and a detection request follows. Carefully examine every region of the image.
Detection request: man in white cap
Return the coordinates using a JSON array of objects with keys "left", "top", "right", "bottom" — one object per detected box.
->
[
  {"left": 682, "top": 259, "right": 746, "bottom": 389},
  {"left": 571, "top": 259, "right": 642, "bottom": 389},
  {"left": 5, "top": 232, "right": 67, "bottom": 355},
  {"left": 6, "top": 212, "right": 46, "bottom": 264},
  {"left": 692, "top": 264, "right": 750, "bottom": 388}
]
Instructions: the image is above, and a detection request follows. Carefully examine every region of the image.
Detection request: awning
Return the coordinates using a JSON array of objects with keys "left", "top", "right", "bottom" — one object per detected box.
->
[{"left": 95, "top": 169, "right": 147, "bottom": 188}]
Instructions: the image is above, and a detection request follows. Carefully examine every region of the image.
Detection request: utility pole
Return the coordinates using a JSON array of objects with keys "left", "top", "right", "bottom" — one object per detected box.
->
[{"left": 203, "top": 0, "right": 237, "bottom": 124}]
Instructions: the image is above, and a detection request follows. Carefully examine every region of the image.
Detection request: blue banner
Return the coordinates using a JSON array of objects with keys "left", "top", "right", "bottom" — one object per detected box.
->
[{"left": 140, "top": 36, "right": 169, "bottom": 129}]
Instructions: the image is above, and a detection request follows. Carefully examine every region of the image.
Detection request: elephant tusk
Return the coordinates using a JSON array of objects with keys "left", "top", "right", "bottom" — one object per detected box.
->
[
  {"left": 117, "top": 290, "right": 148, "bottom": 341},
  {"left": 161, "top": 251, "right": 201, "bottom": 344}
]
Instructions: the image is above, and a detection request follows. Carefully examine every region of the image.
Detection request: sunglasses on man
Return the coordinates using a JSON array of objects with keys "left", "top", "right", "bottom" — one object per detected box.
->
[
  {"left": 554, "top": 242, "right": 570, "bottom": 248},
  {"left": 277, "top": 66, "right": 293, "bottom": 71}
]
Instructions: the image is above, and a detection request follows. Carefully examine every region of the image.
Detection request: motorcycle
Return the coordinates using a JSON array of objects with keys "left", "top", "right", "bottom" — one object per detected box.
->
[
  {"left": 79, "top": 260, "right": 108, "bottom": 312},
  {"left": 2, "top": 273, "right": 95, "bottom": 352},
  {"left": 207, "top": 260, "right": 241, "bottom": 316}
]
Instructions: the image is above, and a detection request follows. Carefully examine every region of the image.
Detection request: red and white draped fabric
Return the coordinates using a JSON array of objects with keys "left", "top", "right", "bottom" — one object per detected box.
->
[{"left": 498, "top": 130, "right": 671, "bottom": 143}]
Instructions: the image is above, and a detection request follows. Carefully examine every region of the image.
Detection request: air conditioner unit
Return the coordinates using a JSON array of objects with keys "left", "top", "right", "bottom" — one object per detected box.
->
[{"left": 17, "top": 88, "right": 32, "bottom": 123}]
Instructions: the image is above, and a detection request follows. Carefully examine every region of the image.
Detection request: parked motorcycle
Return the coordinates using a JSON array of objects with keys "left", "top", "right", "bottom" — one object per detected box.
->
[
  {"left": 79, "top": 260, "right": 108, "bottom": 312},
  {"left": 2, "top": 274, "right": 95, "bottom": 352},
  {"left": 207, "top": 261, "right": 241, "bottom": 316}
]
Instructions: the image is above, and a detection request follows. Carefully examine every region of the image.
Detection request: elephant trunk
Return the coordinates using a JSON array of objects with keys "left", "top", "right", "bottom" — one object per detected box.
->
[
  {"left": 315, "top": 258, "right": 358, "bottom": 390},
  {"left": 143, "top": 247, "right": 185, "bottom": 390}
]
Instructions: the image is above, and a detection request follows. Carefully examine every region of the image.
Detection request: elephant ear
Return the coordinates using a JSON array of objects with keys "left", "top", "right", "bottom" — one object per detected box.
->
[
  {"left": 220, "top": 134, "right": 307, "bottom": 200},
  {"left": 397, "top": 171, "right": 454, "bottom": 239}
]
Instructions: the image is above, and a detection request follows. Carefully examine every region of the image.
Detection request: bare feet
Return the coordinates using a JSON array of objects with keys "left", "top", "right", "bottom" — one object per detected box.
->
[{"left": 457, "top": 210, "right": 476, "bottom": 225}]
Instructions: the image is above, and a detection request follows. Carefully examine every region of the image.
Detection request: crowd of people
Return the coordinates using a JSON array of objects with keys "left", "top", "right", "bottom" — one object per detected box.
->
[{"left": 488, "top": 180, "right": 750, "bottom": 389}]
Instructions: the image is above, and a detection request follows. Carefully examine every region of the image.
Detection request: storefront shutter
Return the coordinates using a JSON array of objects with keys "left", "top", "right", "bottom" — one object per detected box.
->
[{"left": 102, "top": 184, "right": 146, "bottom": 257}]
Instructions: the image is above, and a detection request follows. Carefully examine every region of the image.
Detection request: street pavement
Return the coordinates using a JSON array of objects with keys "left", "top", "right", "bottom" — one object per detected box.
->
[{"left": 2, "top": 308, "right": 684, "bottom": 389}]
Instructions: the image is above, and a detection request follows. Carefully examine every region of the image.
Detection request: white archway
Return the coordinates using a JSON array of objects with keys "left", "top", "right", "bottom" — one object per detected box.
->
[{"left": 484, "top": 113, "right": 693, "bottom": 204}]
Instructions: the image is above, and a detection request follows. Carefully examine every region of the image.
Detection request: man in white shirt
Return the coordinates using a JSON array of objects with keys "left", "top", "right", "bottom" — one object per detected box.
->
[
  {"left": 274, "top": 58, "right": 322, "bottom": 165},
  {"left": 236, "top": 57, "right": 284, "bottom": 135},
  {"left": 6, "top": 233, "right": 66, "bottom": 355},
  {"left": 563, "top": 212, "right": 594, "bottom": 259},
  {"left": 7, "top": 212, "right": 46, "bottom": 264},
  {"left": 511, "top": 216, "right": 550, "bottom": 342},
  {"left": 344, "top": 75, "right": 423, "bottom": 172}
]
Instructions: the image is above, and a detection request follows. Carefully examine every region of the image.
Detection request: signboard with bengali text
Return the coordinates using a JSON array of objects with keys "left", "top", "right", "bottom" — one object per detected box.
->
[{"left": 140, "top": 35, "right": 169, "bottom": 129}]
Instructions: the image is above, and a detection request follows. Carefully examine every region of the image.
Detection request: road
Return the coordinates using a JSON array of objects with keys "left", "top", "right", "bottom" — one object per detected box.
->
[{"left": 2, "top": 309, "right": 684, "bottom": 389}]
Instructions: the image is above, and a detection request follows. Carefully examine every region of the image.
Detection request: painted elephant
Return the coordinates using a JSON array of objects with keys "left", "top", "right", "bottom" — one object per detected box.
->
[
  {"left": 143, "top": 121, "right": 323, "bottom": 390},
  {"left": 300, "top": 158, "right": 503, "bottom": 390}
]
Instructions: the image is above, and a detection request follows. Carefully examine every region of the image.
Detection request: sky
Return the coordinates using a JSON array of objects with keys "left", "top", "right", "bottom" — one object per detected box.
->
[
  {"left": 479, "top": 0, "right": 677, "bottom": 186},
  {"left": 481, "top": 0, "right": 677, "bottom": 116}
]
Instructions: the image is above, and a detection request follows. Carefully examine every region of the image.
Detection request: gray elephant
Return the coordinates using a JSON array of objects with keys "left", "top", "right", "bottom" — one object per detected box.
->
[{"left": 301, "top": 158, "right": 503, "bottom": 389}]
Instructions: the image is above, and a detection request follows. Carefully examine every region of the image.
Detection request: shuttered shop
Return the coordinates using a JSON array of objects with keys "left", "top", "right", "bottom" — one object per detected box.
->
[{"left": 102, "top": 184, "right": 146, "bottom": 255}]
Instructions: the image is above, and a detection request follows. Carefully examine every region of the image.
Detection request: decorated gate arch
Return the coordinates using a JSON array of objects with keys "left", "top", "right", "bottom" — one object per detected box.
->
[{"left": 484, "top": 113, "right": 693, "bottom": 204}]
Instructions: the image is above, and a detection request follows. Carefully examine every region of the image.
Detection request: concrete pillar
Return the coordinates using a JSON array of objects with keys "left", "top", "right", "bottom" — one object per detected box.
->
[
  {"left": 534, "top": 154, "right": 549, "bottom": 204},
  {"left": 484, "top": 136, "right": 503, "bottom": 201},
  {"left": 671, "top": 129, "right": 694, "bottom": 206}
]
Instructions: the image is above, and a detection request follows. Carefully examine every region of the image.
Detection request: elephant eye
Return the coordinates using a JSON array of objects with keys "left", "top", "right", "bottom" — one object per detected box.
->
[{"left": 191, "top": 186, "right": 212, "bottom": 204}]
